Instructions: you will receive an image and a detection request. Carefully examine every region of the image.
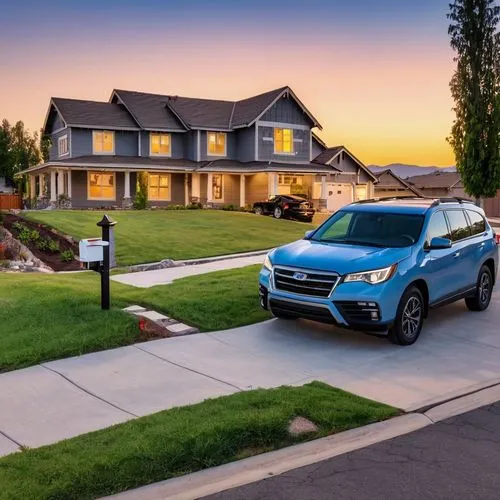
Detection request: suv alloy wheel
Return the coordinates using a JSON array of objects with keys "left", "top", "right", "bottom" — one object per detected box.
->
[
  {"left": 465, "top": 265, "right": 493, "bottom": 311},
  {"left": 388, "top": 286, "right": 425, "bottom": 345}
]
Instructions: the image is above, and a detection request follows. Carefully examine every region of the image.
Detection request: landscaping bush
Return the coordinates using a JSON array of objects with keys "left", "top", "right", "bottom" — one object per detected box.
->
[
  {"left": 222, "top": 204, "right": 237, "bottom": 211},
  {"left": 60, "top": 249, "right": 74, "bottom": 262},
  {"left": 133, "top": 172, "right": 148, "bottom": 210},
  {"left": 47, "top": 239, "right": 60, "bottom": 253},
  {"left": 35, "top": 238, "right": 50, "bottom": 251},
  {"left": 186, "top": 202, "right": 203, "bottom": 210}
]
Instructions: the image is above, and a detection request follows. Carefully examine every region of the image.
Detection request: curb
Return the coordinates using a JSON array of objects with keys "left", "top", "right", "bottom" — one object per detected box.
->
[
  {"left": 177, "top": 249, "right": 270, "bottom": 266},
  {"left": 104, "top": 383, "right": 500, "bottom": 500}
]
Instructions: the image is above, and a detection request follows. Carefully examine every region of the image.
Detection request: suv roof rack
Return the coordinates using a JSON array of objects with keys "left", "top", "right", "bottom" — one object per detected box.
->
[
  {"left": 352, "top": 195, "right": 425, "bottom": 205},
  {"left": 430, "top": 197, "right": 474, "bottom": 207}
]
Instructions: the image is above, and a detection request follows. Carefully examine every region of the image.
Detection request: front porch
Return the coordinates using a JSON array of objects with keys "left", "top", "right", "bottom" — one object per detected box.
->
[{"left": 26, "top": 168, "right": 373, "bottom": 211}]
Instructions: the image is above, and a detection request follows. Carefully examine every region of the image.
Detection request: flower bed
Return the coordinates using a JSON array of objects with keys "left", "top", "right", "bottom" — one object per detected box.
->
[{"left": 1, "top": 213, "right": 80, "bottom": 271}]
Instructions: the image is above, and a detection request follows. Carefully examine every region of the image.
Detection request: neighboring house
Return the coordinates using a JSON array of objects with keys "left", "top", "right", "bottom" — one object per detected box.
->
[
  {"left": 0, "top": 176, "right": 14, "bottom": 194},
  {"left": 373, "top": 169, "right": 423, "bottom": 198},
  {"left": 17, "top": 86, "right": 377, "bottom": 211},
  {"left": 405, "top": 171, "right": 467, "bottom": 199}
]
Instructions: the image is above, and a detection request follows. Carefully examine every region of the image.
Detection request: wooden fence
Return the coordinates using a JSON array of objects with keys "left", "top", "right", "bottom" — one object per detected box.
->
[
  {"left": 0, "top": 194, "right": 22, "bottom": 210},
  {"left": 484, "top": 191, "right": 500, "bottom": 218}
]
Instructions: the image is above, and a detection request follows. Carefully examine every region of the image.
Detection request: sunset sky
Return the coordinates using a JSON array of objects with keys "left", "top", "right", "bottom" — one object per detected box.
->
[{"left": 0, "top": 0, "right": 456, "bottom": 166}]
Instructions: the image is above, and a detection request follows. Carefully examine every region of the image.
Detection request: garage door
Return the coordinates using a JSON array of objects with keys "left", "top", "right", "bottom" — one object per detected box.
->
[{"left": 326, "top": 183, "right": 353, "bottom": 212}]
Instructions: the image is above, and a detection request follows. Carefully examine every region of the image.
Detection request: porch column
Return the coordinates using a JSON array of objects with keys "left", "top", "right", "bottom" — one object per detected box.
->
[
  {"left": 50, "top": 170, "right": 57, "bottom": 202},
  {"left": 192, "top": 173, "right": 200, "bottom": 200},
  {"left": 29, "top": 175, "right": 36, "bottom": 199},
  {"left": 124, "top": 171, "right": 131, "bottom": 199},
  {"left": 268, "top": 173, "right": 278, "bottom": 196},
  {"left": 207, "top": 173, "right": 213, "bottom": 203},
  {"left": 184, "top": 173, "right": 189, "bottom": 205},
  {"left": 240, "top": 174, "right": 246, "bottom": 208},
  {"left": 57, "top": 169, "right": 64, "bottom": 197},
  {"left": 67, "top": 171, "right": 72, "bottom": 199},
  {"left": 38, "top": 174, "right": 44, "bottom": 198},
  {"left": 320, "top": 175, "right": 328, "bottom": 211}
]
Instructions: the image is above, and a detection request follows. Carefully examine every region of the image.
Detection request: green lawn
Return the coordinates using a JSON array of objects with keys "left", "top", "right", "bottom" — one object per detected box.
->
[
  {"left": 0, "top": 382, "right": 398, "bottom": 500},
  {"left": 0, "top": 265, "right": 269, "bottom": 372},
  {"left": 24, "top": 210, "right": 313, "bottom": 265}
]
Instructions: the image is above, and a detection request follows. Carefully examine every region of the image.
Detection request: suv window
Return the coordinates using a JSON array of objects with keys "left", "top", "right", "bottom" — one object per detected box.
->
[
  {"left": 427, "top": 211, "right": 450, "bottom": 243},
  {"left": 445, "top": 210, "right": 471, "bottom": 242},
  {"left": 466, "top": 210, "right": 486, "bottom": 235}
]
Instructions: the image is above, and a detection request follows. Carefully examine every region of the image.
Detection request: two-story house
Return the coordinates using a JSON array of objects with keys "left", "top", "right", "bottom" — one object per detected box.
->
[{"left": 19, "top": 86, "right": 377, "bottom": 211}]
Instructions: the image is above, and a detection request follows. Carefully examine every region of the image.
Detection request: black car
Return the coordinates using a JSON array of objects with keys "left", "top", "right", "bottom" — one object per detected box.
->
[{"left": 253, "top": 195, "right": 315, "bottom": 222}]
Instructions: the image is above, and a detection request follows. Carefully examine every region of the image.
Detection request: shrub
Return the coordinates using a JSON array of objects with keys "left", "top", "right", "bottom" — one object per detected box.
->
[
  {"left": 133, "top": 172, "right": 148, "bottom": 210},
  {"left": 186, "top": 202, "right": 203, "bottom": 210},
  {"left": 35, "top": 238, "right": 50, "bottom": 251},
  {"left": 30, "top": 229, "right": 41, "bottom": 242},
  {"left": 47, "top": 239, "right": 60, "bottom": 253},
  {"left": 60, "top": 249, "right": 74, "bottom": 262},
  {"left": 222, "top": 204, "right": 237, "bottom": 211}
]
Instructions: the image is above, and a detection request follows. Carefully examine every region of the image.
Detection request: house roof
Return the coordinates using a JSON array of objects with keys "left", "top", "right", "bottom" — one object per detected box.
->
[
  {"left": 198, "top": 159, "right": 341, "bottom": 174},
  {"left": 374, "top": 169, "right": 424, "bottom": 196},
  {"left": 44, "top": 98, "right": 139, "bottom": 133},
  {"left": 406, "top": 171, "right": 463, "bottom": 189},
  {"left": 312, "top": 146, "right": 378, "bottom": 182},
  {"left": 230, "top": 87, "right": 287, "bottom": 127}
]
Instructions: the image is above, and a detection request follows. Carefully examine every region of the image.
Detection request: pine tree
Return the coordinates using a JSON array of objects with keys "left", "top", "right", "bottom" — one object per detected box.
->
[{"left": 448, "top": 0, "right": 500, "bottom": 199}]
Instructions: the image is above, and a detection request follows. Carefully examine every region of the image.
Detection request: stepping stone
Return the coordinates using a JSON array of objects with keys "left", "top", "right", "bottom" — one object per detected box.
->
[
  {"left": 137, "top": 310, "right": 170, "bottom": 322},
  {"left": 166, "top": 323, "right": 194, "bottom": 335},
  {"left": 122, "top": 305, "right": 147, "bottom": 313}
]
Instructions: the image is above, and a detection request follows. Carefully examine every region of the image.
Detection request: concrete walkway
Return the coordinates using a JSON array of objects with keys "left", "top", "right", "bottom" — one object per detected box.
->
[
  {"left": 0, "top": 289, "right": 499, "bottom": 457},
  {"left": 112, "top": 254, "right": 265, "bottom": 288}
]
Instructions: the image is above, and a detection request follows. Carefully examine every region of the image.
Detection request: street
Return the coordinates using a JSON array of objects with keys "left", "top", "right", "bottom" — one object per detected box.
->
[{"left": 206, "top": 402, "right": 500, "bottom": 500}]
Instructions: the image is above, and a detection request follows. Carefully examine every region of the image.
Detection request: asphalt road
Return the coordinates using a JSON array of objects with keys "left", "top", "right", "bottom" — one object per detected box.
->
[{"left": 206, "top": 402, "right": 500, "bottom": 500}]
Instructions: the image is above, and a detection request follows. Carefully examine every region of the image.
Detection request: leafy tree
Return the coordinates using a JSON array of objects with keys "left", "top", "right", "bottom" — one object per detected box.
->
[
  {"left": 448, "top": 0, "right": 500, "bottom": 199},
  {"left": 133, "top": 172, "right": 148, "bottom": 209},
  {"left": 0, "top": 120, "right": 41, "bottom": 189},
  {"left": 39, "top": 130, "right": 51, "bottom": 162}
]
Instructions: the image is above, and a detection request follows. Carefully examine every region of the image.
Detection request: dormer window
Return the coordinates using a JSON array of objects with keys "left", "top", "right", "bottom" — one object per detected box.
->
[
  {"left": 58, "top": 135, "right": 68, "bottom": 157},
  {"left": 207, "top": 132, "right": 226, "bottom": 156},
  {"left": 93, "top": 131, "right": 114, "bottom": 154},
  {"left": 274, "top": 128, "right": 293, "bottom": 154},
  {"left": 150, "top": 133, "right": 171, "bottom": 156}
]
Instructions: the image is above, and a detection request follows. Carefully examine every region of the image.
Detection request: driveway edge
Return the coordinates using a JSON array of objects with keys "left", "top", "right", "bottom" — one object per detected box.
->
[{"left": 103, "top": 413, "right": 430, "bottom": 500}]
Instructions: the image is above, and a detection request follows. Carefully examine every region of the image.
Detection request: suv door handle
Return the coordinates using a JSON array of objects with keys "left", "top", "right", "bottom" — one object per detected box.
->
[{"left": 454, "top": 251, "right": 461, "bottom": 258}]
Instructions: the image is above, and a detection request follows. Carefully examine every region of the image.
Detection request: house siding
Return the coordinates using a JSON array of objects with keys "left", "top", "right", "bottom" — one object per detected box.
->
[
  {"left": 200, "top": 131, "right": 236, "bottom": 161},
  {"left": 49, "top": 128, "right": 71, "bottom": 161},
  {"left": 71, "top": 129, "right": 138, "bottom": 158},
  {"left": 311, "top": 137, "right": 324, "bottom": 159},
  {"left": 51, "top": 113, "right": 66, "bottom": 133},
  {"left": 245, "top": 173, "right": 268, "bottom": 205},
  {"left": 257, "top": 126, "right": 310, "bottom": 162},
  {"left": 235, "top": 126, "right": 256, "bottom": 162},
  {"left": 261, "top": 95, "right": 312, "bottom": 127},
  {"left": 184, "top": 131, "right": 197, "bottom": 161}
]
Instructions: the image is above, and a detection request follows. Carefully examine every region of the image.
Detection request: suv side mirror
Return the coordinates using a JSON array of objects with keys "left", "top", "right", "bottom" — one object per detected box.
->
[
  {"left": 428, "top": 237, "right": 452, "bottom": 250},
  {"left": 304, "top": 230, "right": 314, "bottom": 239}
]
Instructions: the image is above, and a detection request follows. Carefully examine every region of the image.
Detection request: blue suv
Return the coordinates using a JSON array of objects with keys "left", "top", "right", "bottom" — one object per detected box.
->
[{"left": 259, "top": 197, "right": 498, "bottom": 345}]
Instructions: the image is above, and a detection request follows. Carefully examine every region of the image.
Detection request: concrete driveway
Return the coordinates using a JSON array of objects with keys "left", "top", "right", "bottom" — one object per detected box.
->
[{"left": 0, "top": 289, "right": 499, "bottom": 456}]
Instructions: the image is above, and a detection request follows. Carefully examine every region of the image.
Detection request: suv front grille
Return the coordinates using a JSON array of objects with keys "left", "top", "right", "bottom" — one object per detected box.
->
[{"left": 273, "top": 267, "right": 339, "bottom": 298}]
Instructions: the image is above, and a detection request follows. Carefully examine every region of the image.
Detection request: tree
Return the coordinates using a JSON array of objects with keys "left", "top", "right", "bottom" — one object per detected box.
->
[
  {"left": 0, "top": 120, "right": 41, "bottom": 190},
  {"left": 448, "top": 0, "right": 500, "bottom": 199},
  {"left": 39, "top": 130, "right": 51, "bottom": 162}
]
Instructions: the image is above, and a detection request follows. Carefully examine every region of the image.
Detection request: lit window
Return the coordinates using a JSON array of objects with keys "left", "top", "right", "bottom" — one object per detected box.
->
[
  {"left": 207, "top": 132, "right": 226, "bottom": 156},
  {"left": 88, "top": 172, "right": 115, "bottom": 200},
  {"left": 274, "top": 128, "right": 293, "bottom": 153},
  {"left": 58, "top": 135, "right": 68, "bottom": 157},
  {"left": 150, "top": 133, "right": 171, "bottom": 156},
  {"left": 148, "top": 174, "right": 170, "bottom": 201},
  {"left": 278, "top": 175, "right": 302, "bottom": 186},
  {"left": 93, "top": 131, "right": 114, "bottom": 154},
  {"left": 212, "top": 174, "right": 223, "bottom": 200}
]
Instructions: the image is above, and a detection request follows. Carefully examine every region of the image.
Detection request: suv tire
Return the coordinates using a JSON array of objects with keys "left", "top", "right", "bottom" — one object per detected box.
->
[
  {"left": 465, "top": 265, "right": 493, "bottom": 311},
  {"left": 388, "top": 286, "right": 425, "bottom": 346}
]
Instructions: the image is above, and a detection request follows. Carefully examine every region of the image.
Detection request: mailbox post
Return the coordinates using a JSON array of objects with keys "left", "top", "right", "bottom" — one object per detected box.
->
[{"left": 97, "top": 215, "right": 117, "bottom": 310}]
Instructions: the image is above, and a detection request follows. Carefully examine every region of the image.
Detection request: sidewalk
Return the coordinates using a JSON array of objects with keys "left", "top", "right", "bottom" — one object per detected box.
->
[
  {"left": 1, "top": 290, "right": 499, "bottom": 457},
  {"left": 112, "top": 254, "right": 265, "bottom": 288}
]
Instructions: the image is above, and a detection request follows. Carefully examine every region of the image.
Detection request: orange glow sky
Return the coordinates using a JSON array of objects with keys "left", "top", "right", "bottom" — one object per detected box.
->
[{"left": 0, "top": 1, "right": 456, "bottom": 166}]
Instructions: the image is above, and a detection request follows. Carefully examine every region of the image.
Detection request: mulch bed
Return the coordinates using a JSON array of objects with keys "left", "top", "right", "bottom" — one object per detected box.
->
[{"left": 2, "top": 214, "right": 80, "bottom": 271}]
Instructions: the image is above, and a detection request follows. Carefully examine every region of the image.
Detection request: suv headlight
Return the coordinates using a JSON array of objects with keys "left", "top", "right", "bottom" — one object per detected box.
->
[
  {"left": 263, "top": 253, "right": 273, "bottom": 271},
  {"left": 344, "top": 264, "right": 397, "bottom": 285}
]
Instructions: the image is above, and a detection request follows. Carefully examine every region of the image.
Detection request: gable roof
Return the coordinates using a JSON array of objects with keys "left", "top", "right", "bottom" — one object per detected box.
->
[
  {"left": 111, "top": 86, "right": 321, "bottom": 131},
  {"left": 111, "top": 90, "right": 186, "bottom": 131},
  {"left": 312, "top": 145, "right": 378, "bottom": 182},
  {"left": 43, "top": 98, "right": 139, "bottom": 134},
  {"left": 406, "top": 171, "right": 463, "bottom": 189},
  {"left": 374, "top": 169, "right": 423, "bottom": 195},
  {"left": 312, "top": 132, "right": 327, "bottom": 148}
]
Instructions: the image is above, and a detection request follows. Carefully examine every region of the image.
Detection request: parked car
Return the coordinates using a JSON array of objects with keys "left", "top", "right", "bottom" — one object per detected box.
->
[
  {"left": 253, "top": 195, "right": 315, "bottom": 222},
  {"left": 259, "top": 197, "right": 498, "bottom": 345}
]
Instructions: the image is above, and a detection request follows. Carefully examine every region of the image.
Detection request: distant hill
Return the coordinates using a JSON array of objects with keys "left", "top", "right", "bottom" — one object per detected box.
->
[{"left": 368, "top": 164, "right": 456, "bottom": 179}]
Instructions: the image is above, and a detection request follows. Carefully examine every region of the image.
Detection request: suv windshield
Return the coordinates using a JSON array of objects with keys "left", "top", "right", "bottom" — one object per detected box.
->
[{"left": 310, "top": 210, "right": 425, "bottom": 248}]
